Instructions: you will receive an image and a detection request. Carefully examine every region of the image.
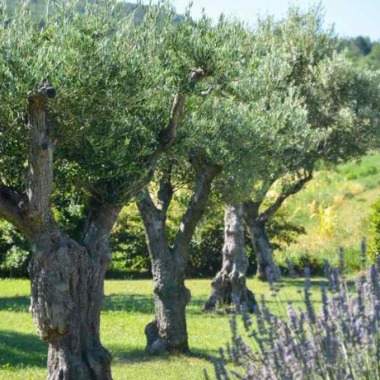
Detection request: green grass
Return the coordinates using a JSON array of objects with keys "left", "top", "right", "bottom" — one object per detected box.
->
[
  {"left": 277, "top": 152, "right": 380, "bottom": 272},
  {"left": 0, "top": 277, "right": 325, "bottom": 379}
]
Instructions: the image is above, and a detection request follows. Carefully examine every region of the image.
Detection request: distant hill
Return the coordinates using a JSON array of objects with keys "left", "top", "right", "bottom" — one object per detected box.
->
[
  {"left": 4, "top": 0, "right": 184, "bottom": 24},
  {"left": 5, "top": 0, "right": 149, "bottom": 21}
]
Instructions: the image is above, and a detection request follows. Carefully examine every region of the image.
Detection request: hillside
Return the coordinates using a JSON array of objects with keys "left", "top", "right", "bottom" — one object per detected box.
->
[
  {"left": 276, "top": 153, "right": 380, "bottom": 272},
  {"left": 5, "top": 0, "right": 185, "bottom": 21},
  {"left": 5, "top": 0, "right": 147, "bottom": 19}
]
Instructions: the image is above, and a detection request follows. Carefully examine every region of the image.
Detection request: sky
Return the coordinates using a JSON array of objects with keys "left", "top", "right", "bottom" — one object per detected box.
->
[{"left": 142, "top": 0, "right": 380, "bottom": 40}]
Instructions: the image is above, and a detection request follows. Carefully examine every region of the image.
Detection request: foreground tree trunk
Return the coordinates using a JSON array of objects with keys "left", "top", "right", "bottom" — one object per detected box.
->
[
  {"left": 138, "top": 163, "right": 220, "bottom": 354},
  {"left": 1, "top": 58, "right": 210, "bottom": 378},
  {"left": 0, "top": 85, "right": 122, "bottom": 379},
  {"left": 29, "top": 205, "right": 119, "bottom": 380},
  {"left": 204, "top": 204, "right": 257, "bottom": 313}
]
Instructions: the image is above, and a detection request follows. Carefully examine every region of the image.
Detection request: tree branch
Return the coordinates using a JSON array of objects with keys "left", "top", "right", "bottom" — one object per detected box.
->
[
  {"left": 157, "top": 94, "right": 187, "bottom": 152},
  {"left": 0, "top": 83, "right": 56, "bottom": 237},
  {"left": 156, "top": 67, "right": 213, "bottom": 154},
  {"left": 0, "top": 184, "right": 32, "bottom": 236},
  {"left": 156, "top": 169, "right": 173, "bottom": 215},
  {"left": 136, "top": 187, "right": 170, "bottom": 261},
  {"left": 25, "top": 82, "right": 56, "bottom": 222},
  {"left": 82, "top": 196, "right": 121, "bottom": 260},
  {"left": 137, "top": 187, "right": 158, "bottom": 214},
  {"left": 259, "top": 171, "right": 313, "bottom": 223},
  {"left": 242, "top": 200, "right": 261, "bottom": 225},
  {"left": 173, "top": 163, "right": 221, "bottom": 258}
]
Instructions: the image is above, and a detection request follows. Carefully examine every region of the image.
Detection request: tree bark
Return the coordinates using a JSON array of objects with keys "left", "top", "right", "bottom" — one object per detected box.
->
[
  {"left": 243, "top": 172, "right": 312, "bottom": 282},
  {"left": 204, "top": 204, "right": 257, "bottom": 313},
  {"left": 243, "top": 201, "right": 281, "bottom": 282},
  {"left": 246, "top": 218, "right": 281, "bottom": 281},
  {"left": 137, "top": 163, "right": 220, "bottom": 354},
  {"left": 144, "top": 239, "right": 191, "bottom": 355},
  {"left": 0, "top": 85, "right": 120, "bottom": 379},
  {"left": 29, "top": 221, "right": 116, "bottom": 380},
  {"left": 137, "top": 188, "right": 190, "bottom": 354}
]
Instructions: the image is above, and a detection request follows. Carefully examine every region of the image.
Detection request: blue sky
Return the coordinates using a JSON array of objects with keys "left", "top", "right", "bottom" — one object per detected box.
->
[{"left": 144, "top": 0, "right": 380, "bottom": 40}]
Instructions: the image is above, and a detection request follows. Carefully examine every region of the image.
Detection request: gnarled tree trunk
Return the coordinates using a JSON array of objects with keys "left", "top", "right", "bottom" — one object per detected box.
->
[
  {"left": 243, "top": 201, "right": 281, "bottom": 282},
  {"left": 5, "top": 85, "right": 121, "bottom": 380},
  {"left": 242, "top": 170, "right": 312, "bottom": 283},
  {"left": 144, "top": 231, "right": 190, "bottom": 355},
  {"left": 204, "top": 204, "right": 257, "bottom": 313},
  {"left": 246, "top": 219, "right": 281, "bottom": 281},
  {"left": 138, "top": 163, "right": 220, "bottom": 354},
  {"left": 29, "top": 209, "right": 118, "bottom": 380}
]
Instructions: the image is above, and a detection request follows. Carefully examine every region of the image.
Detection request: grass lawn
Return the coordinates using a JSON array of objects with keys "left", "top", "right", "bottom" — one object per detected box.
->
[{"left": 0, "top": 276, "right": 325, "bottom": 379}]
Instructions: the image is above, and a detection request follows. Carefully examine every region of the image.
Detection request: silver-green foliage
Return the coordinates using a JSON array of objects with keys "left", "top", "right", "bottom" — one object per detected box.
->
[{"left": 0, "top": 0, "right": 255, "bottom": 204}]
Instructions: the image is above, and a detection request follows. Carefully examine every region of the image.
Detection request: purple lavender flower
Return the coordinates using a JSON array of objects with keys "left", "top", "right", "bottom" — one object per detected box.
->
[
  {"left": 216, "top": 261, "right": 380, "bottom": 380},
  {"left": 339, "top": 246, "right": 345, "bottom": 273},
  {"left": 361, "top": 237, "right": 367, "bottom": 265}
]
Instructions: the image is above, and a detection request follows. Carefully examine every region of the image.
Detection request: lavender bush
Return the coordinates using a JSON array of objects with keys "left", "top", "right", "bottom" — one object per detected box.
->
[{"left": 214, "top": 257, "right": 380, "bottom": 380}]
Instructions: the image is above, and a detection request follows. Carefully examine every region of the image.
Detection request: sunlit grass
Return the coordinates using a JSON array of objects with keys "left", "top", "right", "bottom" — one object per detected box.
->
[{"left": 278, "top": 152, "right": 380, "bottom": 272}]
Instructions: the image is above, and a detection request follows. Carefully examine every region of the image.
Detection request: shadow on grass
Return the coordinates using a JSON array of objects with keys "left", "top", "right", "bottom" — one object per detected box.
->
[
  {"left": 0, "top": 292, "right": 209, "bottom": 315},
  {"left": 104, "top": 293, "right": 209, "bottom": 316},
  {"left": 112, "top": 346, "right": 217, "bottom": 365},
  {"left": 104, "top": 293, "right": 154, "bottom": 313},
  {"left": 279, "top": 278, "right": 328, "bottom": 286},
  {"left": 0, "top": 330, "right": 47, "bottom": 368},
  {"left": 187, "top": 297, "right": 209, "bottom": 315},
  {"left": 0, "top": 330, "right": 216, "bottom": 371},
  {"left": 0, "top": 293, "right": 157, "bottom": 315},
  {"left": 2, "top": 278, "right": 350, "bottom": 314},
  {"left": 0, "top": 296, "right": 29, "bottom": 312}
]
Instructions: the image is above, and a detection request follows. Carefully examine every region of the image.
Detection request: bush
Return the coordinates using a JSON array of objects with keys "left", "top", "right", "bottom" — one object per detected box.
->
[
  {"left": 109, "top": 205, "right": 151, "bottom": 275},
  {"left": 0, "top": 246, "right": 30, "bottom": 277},
  {"left": 80, "top": 198, "right": 305, "bottom": 278},
  {"left": 214, "top": 261, "right": 380, "bottom": 379},
  {"left": 292, "top": 251, "right": 325, "bottom": 275},
  {"left": 0, "top": 220, "right": 30, "bottom": 278},
  {"left": 109, "top": 202, "right": 258, "bottom": 278},
  {"left": 0, "top": 197, "right": 303, "bottom": 278},
  {"left": 368, "top": 197, "right": 380, "bottom": 262}
]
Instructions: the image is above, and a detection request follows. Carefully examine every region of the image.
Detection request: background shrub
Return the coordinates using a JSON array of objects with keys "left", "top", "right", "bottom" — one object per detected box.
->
[
  {"left": 368, "top": 197, "right": 380, "bottom": 262},
  {"left": 0, "top": 220, "right": 30, "bottom": 278}
]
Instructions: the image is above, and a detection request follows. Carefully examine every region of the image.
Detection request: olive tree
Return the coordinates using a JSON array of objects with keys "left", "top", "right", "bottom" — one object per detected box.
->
[
  {"left": 243, "top": 53, "right": 380, "bottom": 282},
  {"left": 134, "top": 12, "right": 272, "bottom": 352},
  {"left": 203, "top": 8, "right": 317, "bottom": 309},
  {"left": 204, "top": 87, "right": 313, "bottom": 310},
  {"left": 205, "top": 7, "right": 380, "bottom": 311},
  {"left": 0, "top": 1, "right": 216, "bottom": 378}
]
